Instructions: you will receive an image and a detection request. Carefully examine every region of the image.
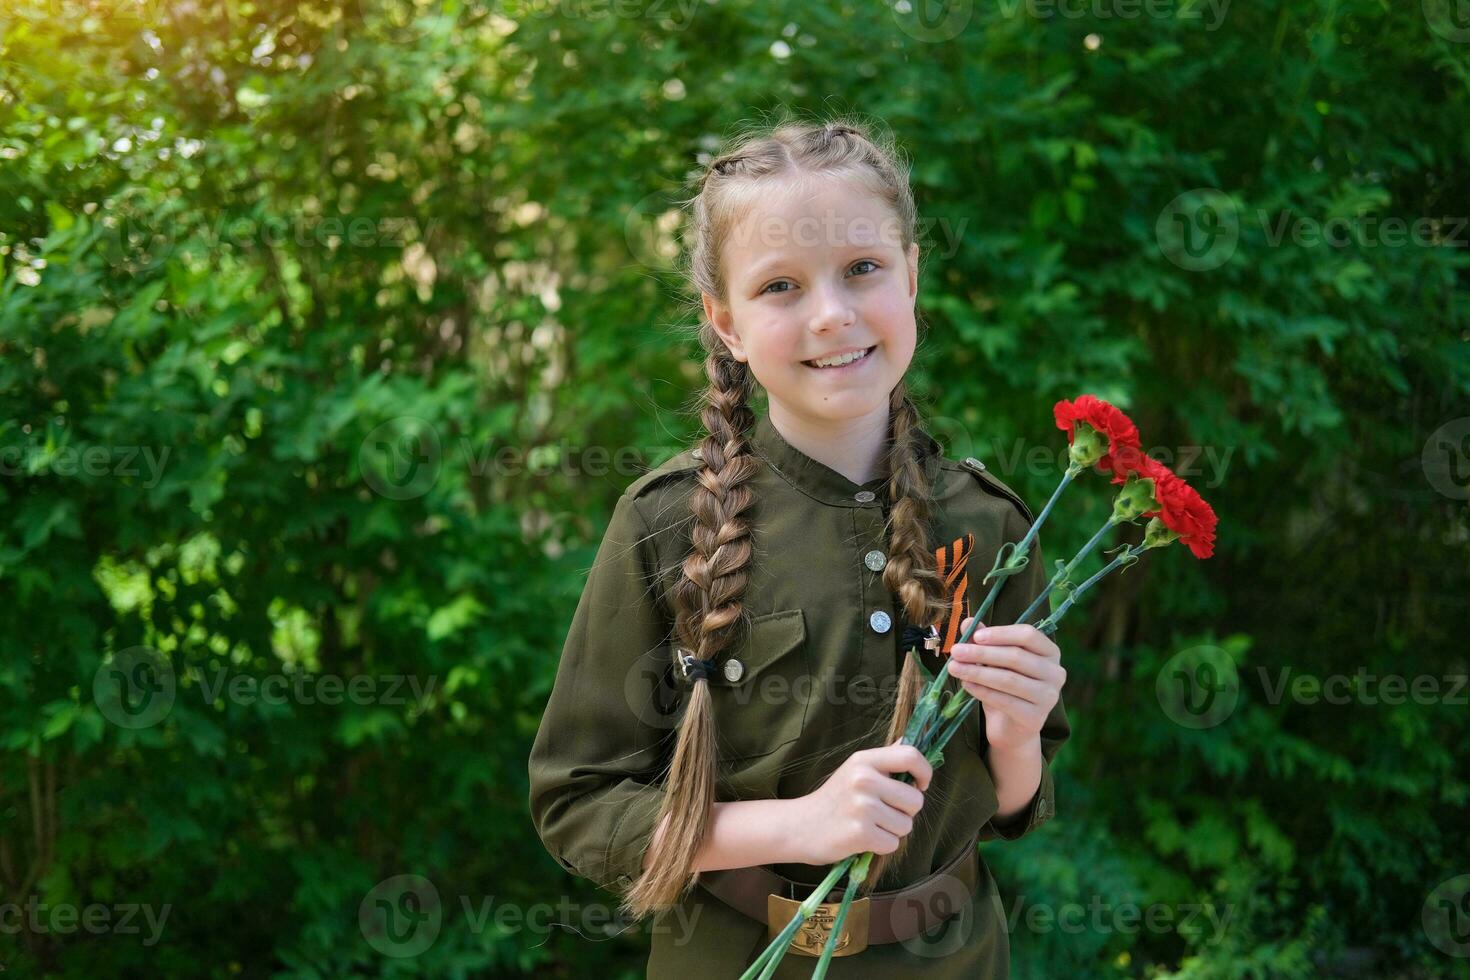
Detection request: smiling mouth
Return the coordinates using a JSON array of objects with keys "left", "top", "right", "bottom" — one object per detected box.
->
[{"left": 803, "top": 345, "right": 876, "bottom": 369}]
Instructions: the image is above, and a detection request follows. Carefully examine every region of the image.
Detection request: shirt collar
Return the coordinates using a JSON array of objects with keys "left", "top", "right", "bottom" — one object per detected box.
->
[{"left": 747, "top": 411, "right": 943, "bottom": 508}]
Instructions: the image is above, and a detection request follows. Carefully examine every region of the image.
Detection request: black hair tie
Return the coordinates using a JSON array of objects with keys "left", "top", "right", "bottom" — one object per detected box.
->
[
  {"left": 676, "top": 650, "right": 718, "bottom": 686},
  {"left": 899, "top": 623, "right": 940, "bottom": 654}
]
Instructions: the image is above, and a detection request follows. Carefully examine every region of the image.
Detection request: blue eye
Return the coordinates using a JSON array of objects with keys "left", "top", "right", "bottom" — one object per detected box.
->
[{"left": 759, "top": 261, "right": 878, "bottom": 295}]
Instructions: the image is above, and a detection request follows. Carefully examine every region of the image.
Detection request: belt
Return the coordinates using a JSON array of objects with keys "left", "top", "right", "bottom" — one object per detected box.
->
[{"left": 696, "top": 832, "right": 980, "bottom": 957}]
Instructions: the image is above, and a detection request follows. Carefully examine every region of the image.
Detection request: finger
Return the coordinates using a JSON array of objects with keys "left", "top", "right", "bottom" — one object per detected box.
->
[
  {"left": 874, "top": 803, "right": 916, "bottom": 840},
  {"left": 967, "top": 624, "right": 1061, "bottom": 659},
  {"left": 962, "top": 681, "right": 1039, "bottom": 720},
  {"left": 876, "top": 741, "right": 933, "bottom": 790},
  {"left": 878, "top": 778, "right": 926, "bottom": 817},
  {"left": 951, "top": 642, "right": 1061, "bottom": 683},
  {"left": 950, "top": 658, "right": 1048, "bottom": 703},
  {"left": 960, "top": 615, "right": 985, "bottom": 637}
]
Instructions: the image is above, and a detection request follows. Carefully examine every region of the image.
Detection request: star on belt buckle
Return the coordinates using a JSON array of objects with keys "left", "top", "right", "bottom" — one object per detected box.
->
[{"left": 766, "top": 892, "right": 870, "bottom": 957}]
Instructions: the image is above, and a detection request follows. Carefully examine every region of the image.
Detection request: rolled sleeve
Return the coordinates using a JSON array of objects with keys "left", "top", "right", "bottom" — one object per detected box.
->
[
  {"left": 528, "top": 493, "right": 676, "bottom": 895},
  {"left": 978, "top": 507, "right": 1071, "bottom": 843}
]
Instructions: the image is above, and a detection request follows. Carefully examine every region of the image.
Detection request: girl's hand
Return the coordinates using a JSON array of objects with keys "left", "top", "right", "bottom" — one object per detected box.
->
[
  {"left": 948, "top": 616, "right": 1065, "bottom": 752},
  {"left": 789, "top": 741, "right": 931, "bottom": 866}
]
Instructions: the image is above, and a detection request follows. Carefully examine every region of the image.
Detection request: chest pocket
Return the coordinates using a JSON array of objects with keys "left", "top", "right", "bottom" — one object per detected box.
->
[{"left": 704, "top": 609, "right": 809, "bottom": 764}]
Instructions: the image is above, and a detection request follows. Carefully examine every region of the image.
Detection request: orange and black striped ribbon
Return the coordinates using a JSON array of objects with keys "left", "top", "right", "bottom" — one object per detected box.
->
[{"left": 931, "top": 532, "right": 974, "bottom": 656}]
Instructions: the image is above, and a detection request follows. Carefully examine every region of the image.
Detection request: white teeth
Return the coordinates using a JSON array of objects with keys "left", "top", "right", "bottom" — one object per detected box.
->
[{"left": 809, "top": 347, "right": 871, "bottom": 368}]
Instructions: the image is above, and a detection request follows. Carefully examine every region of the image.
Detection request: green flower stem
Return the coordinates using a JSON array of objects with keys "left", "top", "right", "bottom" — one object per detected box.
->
[
  {"left": 967, "top": 463, "right": 1081, "bottom": 633},
  {"left": 925, "top": 543, "right": 1151, "bottom": 755},
  {"left": 899, "top": 463, "right": 1083, "bottom": 739},
  {"left": 810, "top": 853, "right": 871, "bottom": 978},
  {"left": 1034, "top": 544, "right": 1147, "bottom": 636},
  {"left": 1013, "top": 513, "right": 1120, "bottom": 626},
  {"left": 742, "top": 856, "right": 857, "bottom": 980}
]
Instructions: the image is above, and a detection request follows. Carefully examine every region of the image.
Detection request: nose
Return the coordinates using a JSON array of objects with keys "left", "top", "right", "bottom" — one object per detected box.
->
[{"left": 808, "top": 279, "right": 855, "bottom": 333}]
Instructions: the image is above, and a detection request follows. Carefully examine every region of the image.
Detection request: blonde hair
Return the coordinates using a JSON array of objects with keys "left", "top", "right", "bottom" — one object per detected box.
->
[{"left": 621, "top": 112, "right": 955, "bottom": 920}]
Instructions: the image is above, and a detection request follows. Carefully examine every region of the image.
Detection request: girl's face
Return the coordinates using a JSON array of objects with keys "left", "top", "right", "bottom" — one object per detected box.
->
[{"left": 703, "top": 176, "right": 920, "bottom": 430}]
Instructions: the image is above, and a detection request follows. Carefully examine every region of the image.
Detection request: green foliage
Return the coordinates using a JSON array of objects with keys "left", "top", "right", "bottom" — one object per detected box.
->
[{"left": 1, "top": 0, "right": 1466, "bottom": 976}]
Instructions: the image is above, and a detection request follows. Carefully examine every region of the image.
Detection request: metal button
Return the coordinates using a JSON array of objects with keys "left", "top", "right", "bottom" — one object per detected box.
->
[
  {"left": 963, "top": 456, "right": 986, "bottom": 471},
  {"left": 869, "top": 610, "right": 892, "bottom": 634},
  {"left": 854, "top": 490, "right": 876, "bottom": 503},
  {"left": 722, "top": 658, "right": 744, "bottom": 683},
  {"left": 863, "top": 549, "right": 887, "bottom": 572}
]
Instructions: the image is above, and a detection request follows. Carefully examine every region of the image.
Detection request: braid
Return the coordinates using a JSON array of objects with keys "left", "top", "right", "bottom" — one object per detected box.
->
[
  {"left": 863, "top": 382, "right": 952, "bottom": 892},
  {"left": 673, "top": 338, "right": 760, "bottom": 651},
  {"left": 619, "top": 325, "right": 759, "bottom": 920}
]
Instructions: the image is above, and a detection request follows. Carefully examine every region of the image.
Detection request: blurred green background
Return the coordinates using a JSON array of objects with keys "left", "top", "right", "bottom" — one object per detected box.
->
[{"left": 2, "top": 0, "right": 1467, "bottom": 975}]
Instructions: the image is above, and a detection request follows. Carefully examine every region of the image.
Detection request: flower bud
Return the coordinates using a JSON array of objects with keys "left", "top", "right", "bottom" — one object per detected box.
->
[
  {"left": 1110, "top": 473, "right": 1159, "bottom": 523},
  {"left": 1066, "top": 421, "right": 1108, "bottom": 469},
  {"left": 1142, "top": 516, "right": 1181, "bottom": 550}
]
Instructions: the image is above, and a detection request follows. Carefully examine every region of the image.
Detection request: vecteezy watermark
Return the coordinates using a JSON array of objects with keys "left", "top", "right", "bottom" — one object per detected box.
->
[
  {"left": 189, "top": 666, "right": 438, "bottom": 710},
  {"left": 93, "top": 646, "right": 177, "bottom": 730},
  {"left": 359, "top": 875, "right": 703, "bottom": 957},
  {"left": 355, "top": 418, "right": 709, "bottom": 500},
  {"left": 1258, "top": 211, "right": 1468, "bottom": 250},
  {"left": 891, "top": 0, "right": 975, "bottom": 43},
  {"left": 361, "top": 875, "right": 442, "bottom": 958},
  {"left": 117, "top": 213, "right": 438, "bottom": 262},
  {"left": 519, "top": 0, "right": 701, "bottom": 29},
  {"left": 1424, "top": 874, "right": 1470, "bottom": 957},
  {"left": 998, "top": 0, "right": 1229, "bottom": 29},
  {"left": 1424, "top": 0, "right": 1470, "bottom": 43},
  {"left": 1156, "top": 644, "right": 1241, "bottom": 729},
  {"left": 623, "top": 657, "right": 908, "bottom": 731},
  {"left": 1001, "top": 894, "right": 1235, "bottom": 944},
  {"left": 1157, "top": 188, "right": 1468, "bottom": 272},
  {"left": 1156, "top": 188, "right": 1241, "bottom": 272},
  {"left": 893, "top": 0, "right": 1228, "bottom": 43},
  {"left": 0, "top": 898, "right": 171, "bottom": 946},
  {"left": 359, "top": 416, "right": 443, "bottom": 500},
  {"left": 622, "top": 195, "right": 972, "bottom": 272},
  {"left": 91, "top": 645, "right": 438, "bottom": 729},
  {"left": 1256, "top": 667, "right": 1468, "bottom": 707},
  {"left": 1422, "top": 417, "right": 1470, "bottom": 500},
  {"left": 0, "top": 442, "right": 171, "bottom": 488},
  {"left": 985, "top": 438, "right": 1233, "bottom": 488}
]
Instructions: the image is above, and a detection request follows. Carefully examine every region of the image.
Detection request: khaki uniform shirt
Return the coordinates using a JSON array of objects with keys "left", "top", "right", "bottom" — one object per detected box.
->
[{"left": 529, "top": 411, "right": 1070, "bottom": 978}]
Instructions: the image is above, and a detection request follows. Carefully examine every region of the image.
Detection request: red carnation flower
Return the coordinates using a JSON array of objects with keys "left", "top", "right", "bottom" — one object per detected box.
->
[
  {"left": 1055, "top": 395, "right": 1142, "bottom": 475},
  {"left": 1143, "top": 461, "right": 1218, "bottom": 559},
  {"left": 1105, "top": 442, "right": 1154, "bottom": 486}
]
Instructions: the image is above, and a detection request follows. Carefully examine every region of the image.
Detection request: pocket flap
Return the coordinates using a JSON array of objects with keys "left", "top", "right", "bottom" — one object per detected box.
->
[{"left": 706, "top": 608, "right": 806, "bottom": 688}]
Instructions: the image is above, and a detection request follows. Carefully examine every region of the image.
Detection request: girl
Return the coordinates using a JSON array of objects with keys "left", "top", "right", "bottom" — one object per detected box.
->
[{"left": 529, "top": 116, "right": 1069, "bottom": 978}]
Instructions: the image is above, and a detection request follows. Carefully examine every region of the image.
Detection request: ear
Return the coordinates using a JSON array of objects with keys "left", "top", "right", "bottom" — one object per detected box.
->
[
  {"left": 906, "top": 241, "right": 919, "bottom": 301},
  {"left": 702, "top": 292, "right": 747, "bottom": 362}
]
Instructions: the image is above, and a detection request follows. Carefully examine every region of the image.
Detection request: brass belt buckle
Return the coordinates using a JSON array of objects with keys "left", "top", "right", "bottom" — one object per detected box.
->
[{"left": 766, "top": 892, "right": 870, "bottom": 957}]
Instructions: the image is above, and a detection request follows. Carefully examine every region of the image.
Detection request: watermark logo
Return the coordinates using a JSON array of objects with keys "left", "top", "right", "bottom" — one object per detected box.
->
[
  {"left": 1424, "top": 0, "right": 1470, "bottom": 42},
  {"left": 1423, "top": 874, "right": 1470, "bottom": 957},
  {"left": 1156, "top": 188, "right": 1240, "bottom": 272},
  {"left": 360, "top": 874, "right": 442, "bottom": 958},
  {"left": 360, "top": 416, "right": 442, "bottom": 500},
  {"left": 893, "top": 871, "right": 975, "bottom": 957},
  {"left": 93, "top": 646, "right": 176, "bottom": 729},
  {"left": 892, "top": 0, "right": 974, "bottom": 42},
  {"left": 1156, "top": 644, "right": 1240, "bottom": 729},
  {"left": 1422, "top": 417, "right": 1470, "bottom": 500}
]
